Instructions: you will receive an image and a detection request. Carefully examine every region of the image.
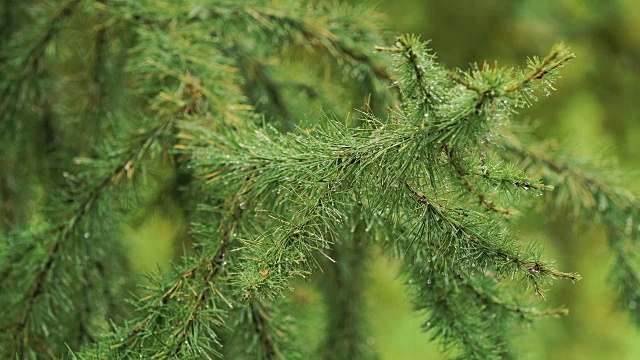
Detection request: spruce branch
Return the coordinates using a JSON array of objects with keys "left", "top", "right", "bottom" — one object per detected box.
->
[
  {"left": 4, "top": 117, "right": 174, "bottom": 357},
  {"left": 445, "top": 146, "right": 517, "bottom": 216},
  {"left": 5, "top": 1, "right": 640, "bottom": 357},
  {"left": 238, "top": 53, "right": 293, "bottom": 125},
  {"left": 464, "top": 278, "right": 569, "bottom": 320},
  {"left": 202, "top": 5, "right": 392, "bottom": 83},
  {"left": 376, "top": 34, "right": 444, "bottom": 110},
  {"left": 611, "top": 238, "right": 640, "bottom": 325},
  {"left": 440, "top": 43, "right": 574, "bottom": 133},
  {"left": 109, "top": 33, "right": 584, "bottom": 358},
  {"left": 113, "top": 231, "right": 230, "bottom": 357},
  {"left": 112, "top": 185, "right": 243, "bottom": 356},
  {"left": 497, "top": 135, "right": 640, "bottom": 320},
  {"left": 89, "top": 10, "right": 109, "bottom": 145},
  {"left": 446, "top": 43, "right": 574, "bottom": 103},
  {"left": 182, "top": 94, "right": 579, "bottom": 357},
  {"left": 221, "top": 295, "right": 302, "bottom": 360},
  {"left": 498, "top": 136, "right": 638, "bottom": 213},
  {"left": 390, "top": 220, "right": 566, "bottom": 359},
  {"left": 104, "top": 1, "right": 392, "bottom": 94},
  {"left": 247, "top": 301, "right": 285, "bottom": 359},
  {"left": 186, "top": 78, "right": 579, "bottom": 304},
  {"left": 0, "top": 0, "right": 80, "bottom": 124},
  {"left": 402, "top": 181, "right": 579, "bottom": 288},
  {"left": 319, "top": 219, "right": 372, "bottom": 360},
  {"left": 508, "top": 43, "right": 575, "bottom": 93}
]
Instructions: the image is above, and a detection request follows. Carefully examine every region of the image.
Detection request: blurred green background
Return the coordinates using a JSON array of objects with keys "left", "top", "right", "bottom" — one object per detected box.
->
[{"left": 125, "top": 1, "right": 640, "bottom": 358}]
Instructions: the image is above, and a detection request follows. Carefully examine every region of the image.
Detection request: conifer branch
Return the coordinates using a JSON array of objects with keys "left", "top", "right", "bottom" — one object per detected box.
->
[
  {"left": 114, "top": 185, "right": 246, "bottom": 357},
  {"left": 447, "top": 72, "right": 485, "bottom": 93},
  {"left": 109, "top": 2, "right": 392, "bottom": 90},
  {"left": 446, "top": 45, "right": 574, "bottom": 99},
  {"left": 319, "top": 221, "right": 371, "bottom": 359},
  {"left": 221, "top": 295, "right": 300, "bottom": 359},
  {"left": 611, "top": 240, "right": 640, "bottom": 325},
  {"left": 376, "top": 34, "right": 443, "bottom": 109},
  {"left": 10, "top": 117, "right": 174, "bottom": 357},
  {"left": 403, "top": 181, "right": 579, "bottom": 291},
  {"left": 76, "top": 264, "right": 98, "bottom": 346},
  {"left": 89, "top": 14, "right": 108, "bottom": 145},
  {"left": 236, "top": 53, "right": 294, "bottom": 127},
  {"left": 445, "top": 146, "right": 516, "bottom": 216},
  {"left": 396, "top": 36, "right": 426, "bottom": 92},
  {"left": 204, "top": 6, "right": 393, "bottom": 83},
  {"left": 5, "top": 2, "right": 639, "bottom": 357},
  {"left": 508, "top": 45, "right": 575, "bottom": 93},
  {"left": 170, "top": 253, "right": 226, "bottom": 356},
  {"left": 465, "top": 279, "right": 569, "bottom": 320},
  {"left": 497, "top": 135, "right": 640, "bottom": 317},
  {"left": 425, "top": 282, "right": 503, "bottom": 358},
  {"left": 248, "top": 302, "right": 284, "bottom": 359},
  {"left": 442, "top": 45, "right": 574, "bottom": 125},
  {"left": 498, "top": 136, "right": 639, "bottom": 214},
  {"left": 393, "top": 223, "right": 565, "bottom": 358},
  {"left": 118, "top": 226, "right": 229, "bottom": 352},
  {"left": 0, "top": 0, "right": 80, "bottom": 122}
]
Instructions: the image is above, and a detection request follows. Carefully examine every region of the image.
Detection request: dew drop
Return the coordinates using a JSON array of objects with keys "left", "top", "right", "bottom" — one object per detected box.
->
[{"left": 83, "top": 232, "right": 90, "bottom": 239}]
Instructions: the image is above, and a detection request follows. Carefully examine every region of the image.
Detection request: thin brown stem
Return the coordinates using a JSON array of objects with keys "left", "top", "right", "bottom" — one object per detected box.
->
[
  {"left": 403, "top": 181, "right": 580, "bottom": 290},
  {"left": 445, "top": 146, "right": 515, "bottom": 216},
  {"left": 508, "top": 52, "right": 575, "bottom": 93},
  {"left": 14, "top": 117, "right": 174, "bottom": 357}
]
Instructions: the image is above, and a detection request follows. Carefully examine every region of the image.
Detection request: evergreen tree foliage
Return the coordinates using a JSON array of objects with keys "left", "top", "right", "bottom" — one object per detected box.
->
[{"left": 1, "top": 1, "right": 639, "bottom": 359}]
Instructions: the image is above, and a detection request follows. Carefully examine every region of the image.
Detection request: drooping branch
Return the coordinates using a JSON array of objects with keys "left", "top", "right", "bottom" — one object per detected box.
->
[
  {"left": 497, "top": 134, "right": 640, "bottom": 318},
  {"left": 508, "top": 45, "right": 575, "bottom": 93},
  {"left": 403, "top": 181, "right": 580, "bottom": 290},
  {"left": 0, "top": 0, "right": 81, "bottom": 123},
  {"left": 10, "top": 117, "right": 175, "bottom": 357}
]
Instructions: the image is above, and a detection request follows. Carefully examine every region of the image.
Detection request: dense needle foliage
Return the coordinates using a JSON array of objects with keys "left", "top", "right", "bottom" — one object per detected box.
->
[{"left": 1, "top": 1, "right": 639, "bottom": 359}]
